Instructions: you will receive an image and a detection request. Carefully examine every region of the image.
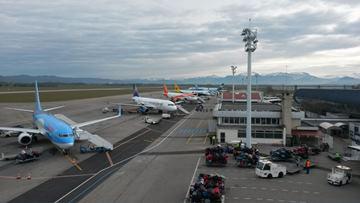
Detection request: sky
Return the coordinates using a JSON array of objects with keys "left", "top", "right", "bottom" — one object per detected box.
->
[{"left": 0, "top": 0, "right": 360, "bottom": 79}]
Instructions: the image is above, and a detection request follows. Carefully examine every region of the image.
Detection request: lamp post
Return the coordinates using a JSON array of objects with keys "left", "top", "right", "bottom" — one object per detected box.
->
[
  {"left": 230, "top": 66, "right": 237, "bottom": 103},
  {"left": 241, "top": 26, "right": 258, "bottom": 148}
]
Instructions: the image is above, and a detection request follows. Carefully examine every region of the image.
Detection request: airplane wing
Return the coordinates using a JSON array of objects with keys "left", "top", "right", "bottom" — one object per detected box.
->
[
  {"left": 5, "top": 107, "right": 33, "bottom": 113},
  {"left": 73, "top": 114, "right": 120, "bottom": 128},
  {"left": 55, "top": 106, "right": 121, "bottom": 129},
  {"left": 5, "top": 105, "right": 65, "bottom": 113},
  {"left": 54, "top": 114, "right": 78, "bottom": 126},
  {"left": 176, "top": 105, "right": 190, "bottom": 114},
  {"left": 0, "top": 127, "right": 42, "bottom": 134},
  {"left": 117, "top": 103, "right": 156, "bottom": 109},
  {"left": 117, "top": 103, "right": 141, "bottom": 107},
  {"left": 198, "top": 97, "right": 206, "bottom": 103},
  {"left": 74, "top": 129, "right": 113, "bottom": 150},
  {"left": 44, "top": 105, "right": 65, "bottom": 112}
]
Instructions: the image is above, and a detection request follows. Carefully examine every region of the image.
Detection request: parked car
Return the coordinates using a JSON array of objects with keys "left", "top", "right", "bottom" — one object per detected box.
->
[
  {"left": 327, "top": 165, "right": 352, "bottom": 186},
  {"left": 270, "top": 148, "right": 293, "bottom": 162}
]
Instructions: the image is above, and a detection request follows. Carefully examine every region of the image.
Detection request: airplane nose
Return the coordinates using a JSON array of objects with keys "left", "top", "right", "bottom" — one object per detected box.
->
[{"left": 59, "top": 142, "right": 74, "bottom": 149}]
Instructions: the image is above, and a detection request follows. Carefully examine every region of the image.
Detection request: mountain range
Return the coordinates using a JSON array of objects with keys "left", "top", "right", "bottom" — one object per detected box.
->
[{"left": 0, "top": 72, "right": 359, "bottom": 85}]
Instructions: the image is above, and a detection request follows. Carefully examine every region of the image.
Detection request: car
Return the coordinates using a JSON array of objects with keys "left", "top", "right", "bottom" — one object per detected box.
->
[
  {"left": 256, "top": 160, "right": 287, "bottom": 178},
  {"left": 102, "top": 107, "right": 110, "bottom": 113},
  {"left": 270, "top": 148, "right": 293, "bottom": 161},
  {"left": 161, "top": 113, "right": 171, "bottom": 119},
  {"left": 145, "top": 116, "right": 161, "bottom": 125},
  {"left": 327, "top": 165, "right": 352, "bottom": 186}
]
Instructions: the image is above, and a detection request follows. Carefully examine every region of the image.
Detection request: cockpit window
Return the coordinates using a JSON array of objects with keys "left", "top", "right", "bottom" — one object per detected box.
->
[
  {"left": 168, "top": 104, "right": 175, "bottom": 106},
  {"left": 59, "top": 134, "right": 72, "bottom": 137}
]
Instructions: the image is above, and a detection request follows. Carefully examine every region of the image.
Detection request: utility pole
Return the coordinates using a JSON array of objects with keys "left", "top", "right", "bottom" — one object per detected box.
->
[
  {"left": 230, "top": 66, "right": 237, "bottom": 103},
  {"left": 241, "top": 22, "right": 258, "bottom": 148}
]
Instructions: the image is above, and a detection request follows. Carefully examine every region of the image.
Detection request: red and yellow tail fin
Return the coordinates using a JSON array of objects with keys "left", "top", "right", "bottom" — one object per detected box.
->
[
  {"left": 163, "top": 83, "right": 168, "bottom": 97},
  {"left": 174, "top": 82, "right": 181, "bottom": 93}
]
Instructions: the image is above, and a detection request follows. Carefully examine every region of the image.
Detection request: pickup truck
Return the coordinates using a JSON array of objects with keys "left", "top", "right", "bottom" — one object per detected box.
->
[{"left": 256, "top": 160, "right": 287, "bottom": 178}]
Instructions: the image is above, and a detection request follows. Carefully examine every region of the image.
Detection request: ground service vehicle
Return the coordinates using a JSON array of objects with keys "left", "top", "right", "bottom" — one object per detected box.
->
[
  {"left": 80, "top": 145, "right": 111, "bottom": 153},
  {"left": 15, "top": 149, "right": 41, "bottom": 164},
  {"left": 256, "top": 160, "right": 287, "bottom": 178},
  {"left": 327, "top": 165, "right": 352, "bottom": 186},
  {"left": 205, "top": 146, "right": 228, "bottom": 166},
  {"left": 145, "top": 116, "right": 161, "bottom": 124},
  {"left": 161, "top": 113, "right": 171, "bottom": 119},
  {"left": 189, "top": 173, "right": 225, "bottom": 203}
]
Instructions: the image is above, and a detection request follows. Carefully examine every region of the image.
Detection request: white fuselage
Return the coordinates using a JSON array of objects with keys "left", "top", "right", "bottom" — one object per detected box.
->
[{"left": 133, "top": 96, "right": 178, "bottom": 112}]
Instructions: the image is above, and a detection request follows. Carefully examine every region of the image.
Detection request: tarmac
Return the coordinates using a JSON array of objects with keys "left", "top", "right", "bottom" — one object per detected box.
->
[
  {"left": 0, "top": 91, "right": 166, "bottom": 203},
  {"left": 1, "top": 92, "right": 359, "bottom": 203}
]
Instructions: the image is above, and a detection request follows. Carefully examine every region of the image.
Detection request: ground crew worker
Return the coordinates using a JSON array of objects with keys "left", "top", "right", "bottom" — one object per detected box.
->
[
  {"left": 212, "top": 135, "right": 216, "bottom": 145},
  {"left": 305, "top": 159, "right": 311, "bottom": 174}
]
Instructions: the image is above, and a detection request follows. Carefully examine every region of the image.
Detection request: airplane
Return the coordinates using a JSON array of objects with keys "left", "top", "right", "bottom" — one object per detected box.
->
[
  {"left": 163, "top": 83, "right": 204, "bottom": 103},
  {"left": 0, "top": 81, "right": 121, "bottom": 151},
  {"left": 174, "top": 82, "right": 211, "bottom": 96},
  {"left": 263, "top": 96, "right": 282, "bottom": 104},
  {"left": 188, "top": 84, "right": 224, "bottom": 95},
  {"left": 119, "top": 85, "right": 189, "bottom": 114}
]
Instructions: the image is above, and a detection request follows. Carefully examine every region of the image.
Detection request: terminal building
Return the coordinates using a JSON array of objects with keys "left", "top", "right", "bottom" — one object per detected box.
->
[
  {"left": 348, "top": 122, "right": 360, "bottom": 160},
  {"left": 213, "top": 91, "right": 305, "bottom": 145}
]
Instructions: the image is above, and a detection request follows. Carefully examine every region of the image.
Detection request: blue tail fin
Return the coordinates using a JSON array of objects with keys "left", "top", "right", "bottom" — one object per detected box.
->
[
  {"left": 34, "top": 81, "right": 42, "bottom": 112},
  {"left": 133, "top": 84, "right": 139, "bottom": 97}
]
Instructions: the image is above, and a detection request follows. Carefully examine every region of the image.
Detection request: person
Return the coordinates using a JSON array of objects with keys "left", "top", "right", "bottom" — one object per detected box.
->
[
  {"left": 305, "top": 159, "right": 311, "bottom": 174},
  {"left": 212, "top": 135, "right": 216, "bottom": 145},
  {"left": 296, "top": 157, "right": 300, "bottom": 167}
]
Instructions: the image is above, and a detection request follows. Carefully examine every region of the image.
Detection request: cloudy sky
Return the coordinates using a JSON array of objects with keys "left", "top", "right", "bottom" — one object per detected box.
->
[{"left": 0, "top": 0, "right": 360, "bottom": 79}]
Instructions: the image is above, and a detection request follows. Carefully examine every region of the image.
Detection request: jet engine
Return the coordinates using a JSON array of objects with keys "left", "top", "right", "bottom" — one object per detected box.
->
[
  {"left": 138, "top": 106, "right": 149, "bottom": 114},
  {"left": 18, "top": 132, "right": 32, "bottom": 145}
]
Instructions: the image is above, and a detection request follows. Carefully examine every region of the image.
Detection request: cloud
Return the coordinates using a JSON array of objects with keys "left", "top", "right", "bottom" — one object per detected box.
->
[{"left": 0, "top": 0, "right": 359, "bottom": 79}]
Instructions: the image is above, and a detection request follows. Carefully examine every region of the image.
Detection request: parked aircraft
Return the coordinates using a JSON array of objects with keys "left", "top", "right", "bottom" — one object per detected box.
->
[
  {"left": 163, "top": 83, "right": 204, "bottom": 103},
  {"left": 0, "top": 81, "right": 120, "bottom": 151},
  {"left": 188, "top": 84, "right": 224, "bottom": 95},
  {"left": 263, "top": 96, "right": 282, "bottom": 104},
  {"left": 174, "top": 83, "right": 211, "bottom": 96},
  {"left": 120, "top": 85, "right": 189, "bottom": 114}
]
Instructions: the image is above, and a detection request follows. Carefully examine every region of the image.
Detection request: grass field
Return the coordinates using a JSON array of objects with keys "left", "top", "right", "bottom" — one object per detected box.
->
[
  {"left": 0, "top": 84, "right": 152, "bottom": 92},
  {"left": 0, "top": 87, "right": 161, "bottom": 103}
]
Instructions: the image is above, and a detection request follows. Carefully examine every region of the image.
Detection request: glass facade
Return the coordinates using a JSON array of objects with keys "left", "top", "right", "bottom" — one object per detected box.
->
[
  {"left": 221, "top": 117, "right": 280, "bottom": 126},
  {"left": 237, "top": 129, "right": 283, "bottom": 139}
]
